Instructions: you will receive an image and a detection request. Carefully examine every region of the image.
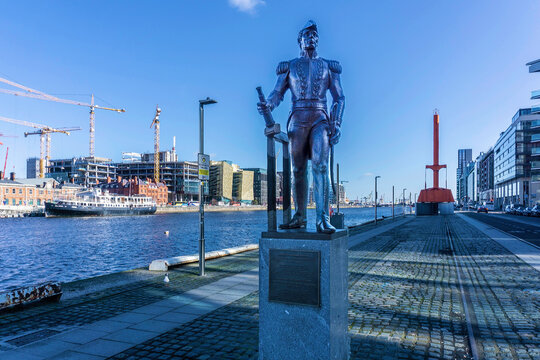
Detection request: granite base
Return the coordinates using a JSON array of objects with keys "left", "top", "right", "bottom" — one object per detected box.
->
[{"left": 259, "top": 230, "right": 349, "bottom": 359}]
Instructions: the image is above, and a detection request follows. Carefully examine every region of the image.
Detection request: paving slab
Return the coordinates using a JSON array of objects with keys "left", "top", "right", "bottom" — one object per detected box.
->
[
  {"left": 16, "top": 339, "right": 75, "bottom": 358},
  {"left": 52, "top": 328, "right": 109, "bottom": 345},
  {"left": 102, "top": 328, "right": 158, "bottom": 344},
  {"left": 459, "top": 213, "right": 540, "bottom": 272},
  {"left": 128, "top": 319, "right": 180, "bottom": 333},
  {"left": 71, "top": 339, "right": 134, "bottom": 357},
  {"left": 47, "top": 350, "right": 105, "bottom": 359},
  {"left": 80, "top": 320, "right": 131, "bottom": 333}
]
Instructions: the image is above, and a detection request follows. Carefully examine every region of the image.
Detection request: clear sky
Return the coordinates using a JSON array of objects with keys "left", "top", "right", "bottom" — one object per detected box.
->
[{"left": 0, "top": 0, "right": 539, "bottom": 202}]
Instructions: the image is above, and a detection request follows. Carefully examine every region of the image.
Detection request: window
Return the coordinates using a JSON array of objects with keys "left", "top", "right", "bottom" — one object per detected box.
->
[
  {"left": 12, "top": 189, "right": 15, "bottom": 194},
  {"left": 29, "top": 189, "right": 33, "bottom": 195},
  {"left": 19, "top": 189, "right": 22, "bottom": 194}
]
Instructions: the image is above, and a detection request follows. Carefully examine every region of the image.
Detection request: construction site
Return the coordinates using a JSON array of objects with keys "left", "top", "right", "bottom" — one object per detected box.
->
[{"left": 0, "top": 76, "right": 262, "bottom": 212}]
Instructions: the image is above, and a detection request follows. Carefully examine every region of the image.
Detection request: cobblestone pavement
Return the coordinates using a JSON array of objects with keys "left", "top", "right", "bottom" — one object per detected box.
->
[
  {"left": 348, "top": 217, "right": 470, "bottom": 360},
  {"left": 109, "top": 216, "right": 540, "bottom": 360},
  {"left": 3, "top": 215, "right": 540, "bottom": 359},
  {"left": 0, "top": 250, "right": 258, "bottom": 342},
  {"left": 448, "top": 216, "right": 540, "bottom": 360},
  {"left": 110, "top": 293, "right": 260, "bottom": 360}
]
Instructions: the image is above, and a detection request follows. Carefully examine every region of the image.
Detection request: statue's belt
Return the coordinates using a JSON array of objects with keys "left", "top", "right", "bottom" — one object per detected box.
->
[{"left": 292, "top": 100, "right": 327, "bottom": 110}]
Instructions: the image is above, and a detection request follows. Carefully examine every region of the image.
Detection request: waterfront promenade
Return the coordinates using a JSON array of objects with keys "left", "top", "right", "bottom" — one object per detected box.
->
[{"left": 1, "top": 214, "right": 539, "bottom": 359}]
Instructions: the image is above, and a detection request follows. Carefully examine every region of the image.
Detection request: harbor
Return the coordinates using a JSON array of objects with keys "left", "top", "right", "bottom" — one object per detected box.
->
[
  {"left": 0, "top": 213, "right": 539, "bottom": 359},
  {"left": 0, "top": 207, "right": 406, "bottom": 291},
  {"left": 1, "top": 1, "right": 539, "bottom": 359}
]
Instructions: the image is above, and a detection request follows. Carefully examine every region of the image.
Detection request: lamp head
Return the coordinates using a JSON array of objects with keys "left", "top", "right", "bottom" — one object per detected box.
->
[{"left": 200, "top": 97, "right": 217, "bottom": 106}]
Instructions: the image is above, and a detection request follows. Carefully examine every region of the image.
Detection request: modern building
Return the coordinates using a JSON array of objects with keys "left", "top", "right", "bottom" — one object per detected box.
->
[
  {"left": 48, "top": 157, "right": 117, "bottom": 187},
  {"left": 141, "top": 150, "right": 178, "bottom": 163},
  {"left": 243, "top": 168, "right": 267, "bottom": 205},
  {"left": 232, "top": 169, "right": 254, "bottom": 204},
  {"left": 209, "top": 161, "right": 234, "bottom": 203},
  {"left": 494, "top": 108, "right": 540, "bottom": 208},
  {"left": 477, "top": 148, "right": 495, "bottom": 204},
  {"left": 527, "top": 58, "right": 540, "bottom": 114},
  {"left": 459, "top": 161, "right": 474, "bottom": 205},
  {"left": 329, "top": 183, "right": 346, "bottom": 205},
  {"left": 116, "top": 160, "right": 206, "bottom": 203},
  {"left": 276, "top": 171, "right": 284, "bottom": 204},
  {"left": 26, "top": 157, "right": 40, "bottom": 178},
  {"left": 121, "top": 152, "right": 142, "bottom": 163},
  {"left": 456, "top": 149, "right": 472, "bottom": 203}
]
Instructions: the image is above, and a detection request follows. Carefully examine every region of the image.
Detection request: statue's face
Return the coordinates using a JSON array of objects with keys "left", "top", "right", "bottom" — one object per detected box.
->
[{"left": 300, "top": 28, "right": 318, "bottom": 51}]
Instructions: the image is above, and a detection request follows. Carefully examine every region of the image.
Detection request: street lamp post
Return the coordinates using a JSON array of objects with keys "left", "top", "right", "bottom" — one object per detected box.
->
[
  {"left": 392, "top": 185, "right": 395, "bottom": 220},
  {"left": 375, "top": 176, "right": 380, "bottom": 224},
  {"left": 402, "top": 188, "right": 407, "bottom": 215},
  {"left": 198, "top": 97, "right": 217, "bottom": 277}
]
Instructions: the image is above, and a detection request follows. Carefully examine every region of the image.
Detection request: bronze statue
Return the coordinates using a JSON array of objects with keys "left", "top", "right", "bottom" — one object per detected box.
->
[{"left": 258, "top": 20, "right": 345, "bottom": 233}]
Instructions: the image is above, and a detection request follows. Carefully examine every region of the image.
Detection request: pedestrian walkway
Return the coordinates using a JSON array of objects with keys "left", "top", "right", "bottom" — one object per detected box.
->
[{"left": 1, "top": 215, "right": 539, "bottom": 359}]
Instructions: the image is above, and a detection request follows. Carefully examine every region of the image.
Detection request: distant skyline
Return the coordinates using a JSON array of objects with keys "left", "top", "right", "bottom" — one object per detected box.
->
[{"left": 0, "top": 1, "right": 539, "bottom": 201}]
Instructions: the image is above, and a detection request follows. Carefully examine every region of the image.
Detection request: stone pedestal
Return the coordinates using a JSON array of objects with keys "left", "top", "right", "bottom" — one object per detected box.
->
[{"left": 259, "top": 229, "right": 349, "bottom": 360}]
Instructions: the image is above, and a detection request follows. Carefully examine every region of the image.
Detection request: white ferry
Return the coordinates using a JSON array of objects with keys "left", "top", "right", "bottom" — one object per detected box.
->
[{"left": 45, "top": 189, "right": 157, "bottom": 216}]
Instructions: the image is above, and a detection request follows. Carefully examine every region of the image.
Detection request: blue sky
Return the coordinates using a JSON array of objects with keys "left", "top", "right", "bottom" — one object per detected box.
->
[{"left": 0, "top": 0, "right": 539, "bottom": 201}]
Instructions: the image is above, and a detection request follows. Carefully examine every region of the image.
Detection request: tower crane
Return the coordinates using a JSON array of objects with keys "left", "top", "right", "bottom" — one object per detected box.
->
[
  {"left": 24, "top": 127, "right": 81, "bottom": 178},
  {"left": 0, "top": 115, "right": 80, "bottom": 178},
  {"left": 150, "top": 105, "right": 162, "bottom": 183},
  {"left": 2, "top": 147, "right": 8, "bottom": 180},
  {"left": 0, "top": 77, "right": 125, "bottom": 157},
  {"left": 0, "top": 134, "right": 16, "bottom": 180}
]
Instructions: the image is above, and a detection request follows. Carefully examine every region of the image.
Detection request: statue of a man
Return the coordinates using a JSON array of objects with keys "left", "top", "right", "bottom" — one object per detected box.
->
[{"left": 258, "top": 20, "right": 345, "bottom": 233}]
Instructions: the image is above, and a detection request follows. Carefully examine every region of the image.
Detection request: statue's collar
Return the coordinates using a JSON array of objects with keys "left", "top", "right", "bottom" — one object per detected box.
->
[{"left": 300, "top": 49, "right": 318, "bottom": 59}]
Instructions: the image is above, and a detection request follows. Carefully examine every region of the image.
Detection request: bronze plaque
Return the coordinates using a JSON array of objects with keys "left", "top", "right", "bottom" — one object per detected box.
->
[{"left": 268, "top": 249, "right": 320, "bottom": 306}]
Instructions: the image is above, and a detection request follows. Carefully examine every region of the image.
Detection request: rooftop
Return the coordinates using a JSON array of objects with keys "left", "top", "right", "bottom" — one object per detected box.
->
[{"left": 526, "top": 58, "right": 540, "bottom": 73}]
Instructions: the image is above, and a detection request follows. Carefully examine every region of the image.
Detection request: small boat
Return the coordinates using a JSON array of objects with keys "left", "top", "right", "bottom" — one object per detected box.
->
[{"left": 45, "top": 188, "right": 157, "bottom": 217}]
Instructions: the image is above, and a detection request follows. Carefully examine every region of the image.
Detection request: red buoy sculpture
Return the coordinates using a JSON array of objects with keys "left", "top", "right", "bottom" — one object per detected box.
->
[{"left": 417, "top": 110, "right": 454, "bottom": 215}]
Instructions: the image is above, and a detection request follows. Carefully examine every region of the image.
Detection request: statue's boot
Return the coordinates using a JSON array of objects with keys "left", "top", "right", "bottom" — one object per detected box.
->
[
  {"left": 316, "top": 214, "right": 336, "bottom": 234},
  {"left": 279, "top": 213, "right": 307, "bottom": 229}
]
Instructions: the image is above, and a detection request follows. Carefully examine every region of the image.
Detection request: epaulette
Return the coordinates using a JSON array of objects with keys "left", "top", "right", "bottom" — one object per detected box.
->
[
  {"left": 276, "top": 61, "right": 290, "bottom": 75},
  {"left": 327, "top": 60, "right": 342, "bottom": 74}
]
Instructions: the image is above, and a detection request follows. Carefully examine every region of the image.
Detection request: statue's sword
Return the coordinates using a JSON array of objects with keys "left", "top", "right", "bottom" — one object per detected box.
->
[
  {"left": 256, "top": 87, "right": 275, "bottom": 128},
  {"left": 329, "top": 103, "right": 338, "bottom": 200}
]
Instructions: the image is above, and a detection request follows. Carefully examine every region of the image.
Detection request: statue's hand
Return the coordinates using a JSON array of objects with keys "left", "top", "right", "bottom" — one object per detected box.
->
[
  {"left": 257, "top": 101, "right": 271, "bottom": 115},
  {"left": 329, "top": 125, "right": 341, "bottom": 145}
]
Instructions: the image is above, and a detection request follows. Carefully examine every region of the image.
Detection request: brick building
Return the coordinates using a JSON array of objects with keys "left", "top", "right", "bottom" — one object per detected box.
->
[
  {"left": 100, "top": 176, "right": 168, "bottom": 205},
  {"left": 0, "top": 177, "right": 81, "bottom": 206}
]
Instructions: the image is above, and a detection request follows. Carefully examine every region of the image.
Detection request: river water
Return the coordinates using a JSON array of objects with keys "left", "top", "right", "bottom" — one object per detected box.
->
[{"left": 0, "top": 206, "right": 405, "bottom": 291}]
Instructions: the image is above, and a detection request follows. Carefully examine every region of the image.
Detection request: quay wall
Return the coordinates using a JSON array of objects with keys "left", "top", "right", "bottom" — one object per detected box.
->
[{"left": 156, "top": 204, "right": 379, "bottom": 214}]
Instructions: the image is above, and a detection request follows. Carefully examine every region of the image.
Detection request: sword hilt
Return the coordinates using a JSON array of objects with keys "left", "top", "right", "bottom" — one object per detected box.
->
[{"left": 256, "top": 86, "right": 275, "bottom": 127}]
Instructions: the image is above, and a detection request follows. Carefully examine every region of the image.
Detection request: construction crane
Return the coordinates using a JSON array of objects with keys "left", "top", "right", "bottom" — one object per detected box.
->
[
  {"left": 150, "top": 105, "right": 162, "bottom": 183},
  {"left": 0, "top": 115, "right": 80, "bottom": 178},
  {"left": 2, "top": 147, "right": 8, "bottom": 180},
  {"left": 0, "top": 134, "right": 16, "bottom": 180},
  {"left": 0, "top": 76, "right": 125, "bottom": 157},
  {"left": 24, "top": 127, "right": 81, "bottom": 178}
]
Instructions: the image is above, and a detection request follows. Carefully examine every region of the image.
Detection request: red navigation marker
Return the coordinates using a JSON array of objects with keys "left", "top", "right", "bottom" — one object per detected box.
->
[{"left": 417, "top": 110, "right": 454, "bottom": 209}]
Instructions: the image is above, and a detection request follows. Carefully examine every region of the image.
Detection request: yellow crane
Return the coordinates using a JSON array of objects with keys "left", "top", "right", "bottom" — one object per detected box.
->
[
  {"left": 150, "top": 105, "right": 162, "bottom": 183},
  {"left": 0, "top": 77, "right": 125, "bottom": 158},
  {"left": 0, "top": 115, "right": 80, "bottom": 178}
]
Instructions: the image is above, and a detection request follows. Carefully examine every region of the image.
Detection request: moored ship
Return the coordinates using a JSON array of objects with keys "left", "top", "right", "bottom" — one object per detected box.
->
[{"left": 45, "top": 188, "right": 157, "bottom": 216}]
